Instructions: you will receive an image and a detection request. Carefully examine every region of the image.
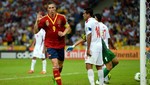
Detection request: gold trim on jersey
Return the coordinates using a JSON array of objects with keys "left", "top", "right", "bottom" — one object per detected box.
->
[
  {"left": 47, "top": 13, "right": 58, "bottom": 32},
  {"left": 52, "top": 26, "right": 56, "bottom": 32}
]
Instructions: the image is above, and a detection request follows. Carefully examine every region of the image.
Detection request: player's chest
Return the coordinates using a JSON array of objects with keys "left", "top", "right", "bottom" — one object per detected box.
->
[
  {"left": 45, "top": 17, "right": 64, "bottom": 27},
  {"left": 45, "top": 19, "right": 64, "bottom": 32}
]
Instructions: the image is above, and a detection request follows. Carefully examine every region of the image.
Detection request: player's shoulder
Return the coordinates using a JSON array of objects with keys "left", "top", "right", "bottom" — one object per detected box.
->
[
  {"left": 86, "top": 18, "right": 96, "bottom": 24},
  {"left": 99, "top": 22, "right": 105, "bottom": 25},
  {"left": 39, "top": 15, "right": 49, "bottom": 21},
  {"left": 57, "top": 13, "right": 66, "bottom": 18},
  {"left": 99, "top": 22, "right": 107, "bottom": 28},
  {"left": 89, "top": 18, "right": 96, "bottom": 22},
  {"left": 41, "top": 15, "right": 48, "bottom": 19}
]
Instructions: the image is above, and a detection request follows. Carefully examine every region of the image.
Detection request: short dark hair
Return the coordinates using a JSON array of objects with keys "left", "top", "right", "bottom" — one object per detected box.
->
[
  {"left": 46, "top": 2, "right": 57, "bottom": 8},
  {"left": 94, "top": 13, "right": 102, "bottom": 22},
  {"left": 47, "top": 2, "right": 55, "bottom": 5},
  {"left": 84, "top": 8, "right": 93, "bottom": 17}
]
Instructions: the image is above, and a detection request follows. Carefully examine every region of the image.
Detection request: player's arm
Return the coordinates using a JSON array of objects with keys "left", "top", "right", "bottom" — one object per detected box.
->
[
  {"left": 74, "top": 38, "right": 85, "bottom": 47},
  {"left": 34, "top": 19, "right": 39, "bottom": 34},
  {"left": 66, "top": 34, "right": 86, "bottom": 52},
  {"left": 29, "top": 38, "right": 36, "bottom": 51},
  {"left": 66, "top": 38, "right": 85, "bottom": 52},
  {"left": 34, "top": 12, "right": 43, "bottom": 34},
  {"left": 86, "top": 26, "right": 92, "bottom": 56},
  {"left": 42, "top": 45, "right": 46, "bottom": 54},
  {"left": 58, "top": 16, "right": 71, "bottom": 37},
  {"left": 31, "top": 38, "right": 36, "bottom": 47},
  {"left": 63, "top": 23, "right": 71, "bottom": 35},
  {"left": 108, "top": 38, "right": 116, "bottom": 50},
  {"left": 58, "top": 23, "right": 71, "bottom": 37},
  {"left": 87, "top": 33, "right": 92, "bottom": 56}
]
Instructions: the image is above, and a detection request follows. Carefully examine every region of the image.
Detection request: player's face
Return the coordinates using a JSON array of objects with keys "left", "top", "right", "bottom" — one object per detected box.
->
[
  {"left": 83, "top": 11, "right": 88, "bottom": 21},
  {"left": 47, "top": 4, "right": 56, "bottom": 15}
]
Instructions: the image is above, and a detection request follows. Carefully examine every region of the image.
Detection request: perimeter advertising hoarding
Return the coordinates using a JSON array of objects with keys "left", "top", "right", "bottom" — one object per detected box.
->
[
  {"left": 65, "top": 46, "right": 140, "bottom": 60},
  {"left": 65, "top": 50, "right": 140, "bottom": 60},
  {"left": 0, "top": 45, "right": 140, "bottom": 60}
]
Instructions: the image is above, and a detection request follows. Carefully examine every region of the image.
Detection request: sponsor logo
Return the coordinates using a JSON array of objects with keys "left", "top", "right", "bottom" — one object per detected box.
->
[{"left": 16, "top": 51, "right": 33, "bottom": 58}]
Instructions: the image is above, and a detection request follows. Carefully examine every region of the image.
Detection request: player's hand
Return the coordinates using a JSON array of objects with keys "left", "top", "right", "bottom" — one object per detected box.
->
[
  {"left": 58, "top": 31, "right": 65, "bottom": 37},
  {"left": 66, "top": 45, "right": 75, "bottom": 52},
  {"left": 36, "top": 12, "right": 43, "bottom": 21},
  {"left": 87, "top": 49, "right": 91, "bottom": 57},
  {"left": 29, "top": 47, "right": 34, "bottom": 51}
]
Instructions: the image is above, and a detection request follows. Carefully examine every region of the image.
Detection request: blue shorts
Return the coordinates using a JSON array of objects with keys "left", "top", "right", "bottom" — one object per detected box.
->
[{"left": 47, "top": 48, "right": 64, "bottom": 61}]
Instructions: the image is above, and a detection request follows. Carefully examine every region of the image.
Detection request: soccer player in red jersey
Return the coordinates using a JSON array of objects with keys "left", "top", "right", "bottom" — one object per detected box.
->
[{"left": 34, "top": 2, "right": 71, "bottom": 85}]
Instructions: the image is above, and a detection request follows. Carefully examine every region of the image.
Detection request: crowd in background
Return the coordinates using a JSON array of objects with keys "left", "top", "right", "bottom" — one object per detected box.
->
[
  {"left": 101, "top": 0, "right": 139, "bottom": 48},
  {"left": 0, "top": 0, "right": 140, "bottom": 49}
]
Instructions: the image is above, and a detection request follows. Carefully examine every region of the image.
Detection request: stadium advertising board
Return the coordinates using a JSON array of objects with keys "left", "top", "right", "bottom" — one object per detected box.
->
[
  {"left": 65, "top": 50, "right": 140, "bottom": 60},
  {"left": 0, "top": 45, "right": 140, "bottom": 60},
  {"left": 1, "top": 52, "right": 16, "bottom": 58},
  {"left": 0, "top": 46, "right": 26, "bottom": 51},
  {"left": 65, "top": 45, "right": 140, "bottom": 60},
  {"left": 0, "top": 51, "right": 33, "bottom": 59}
]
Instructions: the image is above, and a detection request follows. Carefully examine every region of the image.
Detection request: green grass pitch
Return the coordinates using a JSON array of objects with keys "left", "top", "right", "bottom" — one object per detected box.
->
[
  {"left": 147, "top": 59, "right": 150, "bottom": 84},
  {"left": 0, "top": 59, "right": 140, "bottom": 85}
]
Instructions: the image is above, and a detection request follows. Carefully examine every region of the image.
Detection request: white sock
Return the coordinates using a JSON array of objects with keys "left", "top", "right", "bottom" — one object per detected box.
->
[
  {"left": 87, "top": 69, "right": 95, "bottom": 85},
  {"left": 98, "top": 69, "right": 104, "bottom": 85},
  {"left": 42, "top": 59, "right": 46, "bottom": 72},
  {"left": 31, "top": 59, "right": 36, "bottom": 71}
]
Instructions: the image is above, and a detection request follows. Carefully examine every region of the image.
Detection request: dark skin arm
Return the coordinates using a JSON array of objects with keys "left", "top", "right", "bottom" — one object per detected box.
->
[
  {"left": 108, "top": 38, "right": 116, "bottom": 50},
  {"left": 87, "top": 33, "right": 92, "bottom": 56},
  {"left": 73, "top": 38, "right": 85, "bottom": 47}
]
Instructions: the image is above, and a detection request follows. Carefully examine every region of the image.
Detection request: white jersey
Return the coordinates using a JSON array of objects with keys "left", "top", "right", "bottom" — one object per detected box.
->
[
  {"left": 85, "top": 18, "right": 102, "bottom": 52},
  {"left": 99, "top": 22, "right": 110, "bottom": 48},
  {"left": 33, "top": 29, "right": 45, "bottom": 58},
  {"left": 84, "top": 18, "right": 103, "bottom": 65}
]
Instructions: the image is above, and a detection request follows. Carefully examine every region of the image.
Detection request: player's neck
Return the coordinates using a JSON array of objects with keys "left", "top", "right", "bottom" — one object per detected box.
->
[
  {"left": 49, "top": 13, "right": 57, "bottom": 18},
  {"left": 85, "top": 17, "right": 91, "bottom": 22},
  {"left": 86, "top": 16, "right": 92, "bottom": 20}
]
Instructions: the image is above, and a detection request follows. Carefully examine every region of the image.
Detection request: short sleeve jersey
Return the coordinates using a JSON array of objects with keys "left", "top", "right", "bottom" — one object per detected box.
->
[
  {"left": 84, "top": 18, "right": 102, "bottom": 52},
  {"left": 99, "top": 22, "right": 110, "bottom": 48},
  {"left": 38, "top": 13, "right": 68, "bottom": 49}
]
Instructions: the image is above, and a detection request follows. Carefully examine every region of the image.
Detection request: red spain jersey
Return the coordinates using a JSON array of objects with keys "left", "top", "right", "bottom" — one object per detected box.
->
[{"left": 38, "top": 13, "right": 67, "bottom": 49}]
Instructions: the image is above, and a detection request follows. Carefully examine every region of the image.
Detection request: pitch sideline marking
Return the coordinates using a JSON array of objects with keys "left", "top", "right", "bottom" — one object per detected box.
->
[{"left": 0, "top": 71, "right": 97, "bottom": 81}]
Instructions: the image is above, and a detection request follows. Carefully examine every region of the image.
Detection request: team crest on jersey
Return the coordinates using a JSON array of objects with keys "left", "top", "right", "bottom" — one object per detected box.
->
[
  {"left": 57, "top": 19, "right": 61, "bottom": 24},
  {"left": 57, "top": 19, "right": 61, "bottom": 27},
  {"left": 46, "top": 20, "right": 49, "bottom": 26}
]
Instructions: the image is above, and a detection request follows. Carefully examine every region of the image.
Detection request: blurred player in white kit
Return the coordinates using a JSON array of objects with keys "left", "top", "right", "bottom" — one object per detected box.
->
[{"left": 28, "top": 28, "right": 47, "bottom": 74}]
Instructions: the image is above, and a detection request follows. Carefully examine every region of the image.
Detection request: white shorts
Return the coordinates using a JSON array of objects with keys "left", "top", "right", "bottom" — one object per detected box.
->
[
  {"left": 32, "top": 48, "right": 45, "bottom": 59},
  {"left": 85, "top": 51, "right": 103, "bottom": 66}
]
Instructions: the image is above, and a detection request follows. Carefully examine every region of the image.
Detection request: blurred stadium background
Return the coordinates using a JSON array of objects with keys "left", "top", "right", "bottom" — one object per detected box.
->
[
  {"left": 0, "top": 0, "right": 149, "bottom": 85},
  {"left": 0, "top": 0, "right": 139, "bottom": 49}
]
